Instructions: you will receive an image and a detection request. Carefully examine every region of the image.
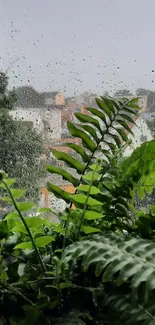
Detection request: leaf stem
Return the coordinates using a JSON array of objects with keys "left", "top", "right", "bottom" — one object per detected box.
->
[{"left": 2, "top": 180, "right": 46, "bottom": 273}]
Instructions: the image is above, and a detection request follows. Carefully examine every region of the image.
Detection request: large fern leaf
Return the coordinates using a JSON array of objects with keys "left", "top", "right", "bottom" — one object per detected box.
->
[
  {"left": 108, "top": 293, "right": 155, "bottom": 325},
  {"left": 63, "top": 232, "right": 155, "bottom": 300},
  {"left": 47, "top": 96, "right": 140, "bottom": 202}
]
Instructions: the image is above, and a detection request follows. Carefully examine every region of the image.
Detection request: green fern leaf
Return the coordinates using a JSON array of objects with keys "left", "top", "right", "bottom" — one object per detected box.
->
[
  {"left": 47, "top": 182, "right": 71, "bottom": 203},
  {"left": 63, "top": 232, "right": 155, "bottom": 299},
  {"left": 51, "top": 149, "right": 85, "bottom": 174},
  {"left": 101, "top": 97, "right": 116, "bottom": 116},
  {"left": 66, "top": 143, "right": 90, "bottom": 162},
  {"left": 46, "top": 165, "right": 79, "bottom": 186},
  {"left": 96, "top": 98, "right": 113, "bottom": 120},
  {"left": 86, "top": 107, "right": 107, "bottom": 126},
  {"left": 108, "top": 133, "right": 122, "bottom": 147},
  {"left": 67, "top": 121, "right": 96, "bottom": 152},
  {"left": 121, "top": 106, "right": 138, "bottom": 116},
  {"left": 104, "top": 141, "right": 117, "bottom": 153},
  {"left": 115, "top": 128, "right": 128, "bottom": 142},
  {"left": 79, "top": 124, "right": 99, "bottom": 142},
  {"left": 116, "top": 119, "right": 134, "bottom": 135},
  {"left": 119, "top": 113, "right": 136, "bottom": 124},
  {"left": 109, "top": 293, "right": 155, "bottom": 325},
  {"left": 128, "top": 97, "right": 140, "bottom": 109},
  {"left": 74, "top": 112, "right": 102, "bottom": 133},
  {"left": 72, "top": 194, "right": 102, "bottom": 206}
]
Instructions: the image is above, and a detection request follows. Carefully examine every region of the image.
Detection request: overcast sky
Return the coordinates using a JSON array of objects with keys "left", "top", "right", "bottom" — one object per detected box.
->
[{"left": 0, "top": 0, "right": 155, "bottom": 96}]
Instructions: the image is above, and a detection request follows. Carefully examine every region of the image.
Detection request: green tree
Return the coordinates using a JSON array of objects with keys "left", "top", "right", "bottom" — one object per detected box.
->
[
  {"left": 15, "top": 85, "right": 44, "bottom": 108},
  {"left": 0, "top": 72, "right": 17, "bottom": 110},
  {"left": 0, "top": 72, "right": 44, "bottom": 202}
]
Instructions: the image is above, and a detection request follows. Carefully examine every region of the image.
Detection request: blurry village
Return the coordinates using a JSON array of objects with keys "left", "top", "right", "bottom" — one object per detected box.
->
[{"left": 9, "top": 87, "right": 155, "bottom": 215}]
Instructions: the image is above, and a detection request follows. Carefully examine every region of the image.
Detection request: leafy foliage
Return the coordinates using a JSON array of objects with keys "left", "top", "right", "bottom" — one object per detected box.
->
[
  {"left": 0, "top": 72, "right": 44, "bottom": 205},
  {"left": 2, "top": 95, "right": 155, "bottom": 324}
]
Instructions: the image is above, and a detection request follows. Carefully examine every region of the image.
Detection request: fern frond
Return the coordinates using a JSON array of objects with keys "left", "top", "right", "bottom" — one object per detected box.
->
[
  {"left": 63, "top": 232, "right": 155, "bottom": 300},
  {"left": 108, "top": 293, "right": 155, "bottom": 325},
  {"left": 47, "top": 96, "right": 140, "bottom": 203}
]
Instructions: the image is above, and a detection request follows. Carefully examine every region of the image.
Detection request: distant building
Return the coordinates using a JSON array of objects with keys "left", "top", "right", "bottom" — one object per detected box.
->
[
  {"left": 42, "top": 92, "right": 65, "bottom": 107},
  {"left": 10, "top": 108, "right": 61, "bottom": 141}
]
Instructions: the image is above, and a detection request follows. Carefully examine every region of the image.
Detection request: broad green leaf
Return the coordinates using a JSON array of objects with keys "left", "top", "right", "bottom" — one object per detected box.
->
[
  {"left": 84, "top": 210, "right": 104, "bottom": 220},
  {"left": 67, "top": 121, "right": 96, "bottom": 152},
  {"left": 10, "top": 188, "right": 26, "bottom": 199},
  {"left": 35, "top": 236, "right": 54, "bottom": 247},
  {"left": 47, "top": 182, "right": 71, "bottom": 203},
  {"left": 15, "top": 241, "right": 33, "bottom": 250},
  {"left": 116, "top": 119, "right": 134, "bottom": 135},
  {"left": 81, "top": 225, "right": 100, "bottom": 234},
  {"left": 5, "top": 211, "right": 19, "bottom": 220},
  {"left": 12, "top": 221, "right": 43, "bottom": 234},
  {"left": 86, "top": 107, "right": 107, "bottom": 126},
  {"left": 0, "top": 196, "right": 12, "bottom": 203},
  {"left": 17, "top": 202, "right": 36, "bottom": 212},
  {"left": 22, "top": 305, "right": 40, "bottom": 325},
  {"left": 72, "top": 194, "right": 102, "bottom": 206},
  {"left": 115, "top": 128, "right": 128, "bottom": 142},
  {"left": 12, "top": 224, "right": 28, "bottom": 234},
  {"left": 0, "top": 178, "right": 16, "bottom": 189},
  {"left": 137, "top": 186, "right": 145, "bottom": 200},
  {"left": 79, "top": 124, "right": 99, "bottom": 142},
  {"left": 77, "top": 185, "right": 101, "bottom": 195},
  {"left": 89, "top": 163, "right": 102, "bottom": 171},
  {"left": 7, "top": 219, "right": 16, "bottom": 232},
  {"left": 96, "top": 98, "right": 112, "bottom": 120},
  {"left": 51, "top": 149, "right": 85, "bottom": 174},
  {"left": 46, "top": 165, "right": 79, "bottom": 186},
  {"left": 83, "top": 171, "right": 101, "bottom": 181},
  {"left": 66, "top": 143, "right": 90, "bottom": 162},
  {"left": 25, "top": 217, "right": 47, "bottom": 228},
  {"left": 74, "top": 112, "right": 102, "bottom": 133}
]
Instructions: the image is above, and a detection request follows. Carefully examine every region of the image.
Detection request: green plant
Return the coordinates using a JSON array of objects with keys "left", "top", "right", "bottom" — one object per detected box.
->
[
  {"left": 1, "top": 95, "right": 155, "bottom": 324},
  {"left": 0, "top": 72, "right": 45, "bottom": 207}
]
